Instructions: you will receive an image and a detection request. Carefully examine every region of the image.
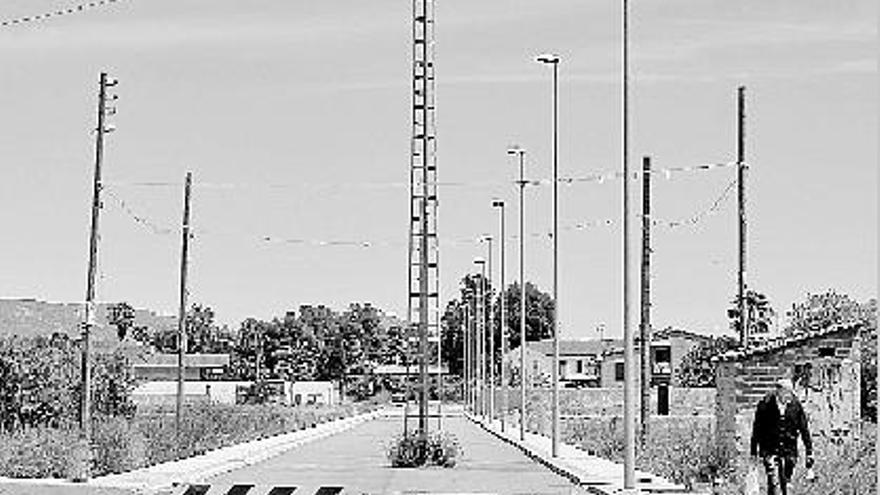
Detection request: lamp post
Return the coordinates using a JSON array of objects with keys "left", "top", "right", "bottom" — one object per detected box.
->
[
  {"left": 463, "top": 287, "right": 471, "bottom": 414},
  {"left": 474, "top": 257, "right": 486, "bottom": 419},
  {"left": 508, "top": 145, "right": 527, "bottom": 441},
  {"left": 485, "top": 236, "right": 495, "bottom": 422},
  {"left": 536, "top": 52, "right": 560, "bottom": 457},
  {"left": 492, "top": 200, "right": 507, "bottom": 432},
  {"left": 620, "top": 0, "right": 636, "bottom": 487}
]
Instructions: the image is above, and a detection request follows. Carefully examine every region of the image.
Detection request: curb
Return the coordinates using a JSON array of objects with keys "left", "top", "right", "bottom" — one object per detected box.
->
[
  {"left": 466, "top": 414, "right": 700, "bottom": 495},
  {"left": 465, "top": 414, "right": 606, "bottom": 494},
  {"left": 91, "top": 407, "right": 386, "bottom": 494}
]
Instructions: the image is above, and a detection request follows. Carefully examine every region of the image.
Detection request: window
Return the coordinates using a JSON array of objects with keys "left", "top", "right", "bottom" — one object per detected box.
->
[
  {"left": 654, "top": 347, "right": 671, "bottom": 363},
  {"left": 559, "top": 360, "right": 567, "bottom": 376},
  {"left": 818, "top": 347, "right": 835, "bottom": 357},
  {"left": 576, "top": 360, "right": 584, "bottom": 374},
  {"left": 615, "top": 362, "right": 625, "bottom": 381}
]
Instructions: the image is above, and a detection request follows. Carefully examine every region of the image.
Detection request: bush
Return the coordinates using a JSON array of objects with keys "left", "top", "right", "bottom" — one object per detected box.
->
[
  {"left": 92, "top": 414, "right": 146, "bottom": 475},
  {"left": 387, "top": 431, "right": 461, "bottom": 468}
]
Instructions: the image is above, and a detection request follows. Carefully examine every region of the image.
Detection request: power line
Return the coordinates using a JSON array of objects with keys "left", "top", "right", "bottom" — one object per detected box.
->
[
  {"left": 103, "top": 161, "right": 738, "bottom": 192},
  {"left": 104, "top": 187, "right": 174, "bottom": 235},
  {"left": 103, "top": 178, "right": 737, "bottom": 249},
  {"left": 652, "top": 178, "right": 737, "bottom": 229},
  {"left": 1, "top": 0, "right": 125, "bottom": 28}
]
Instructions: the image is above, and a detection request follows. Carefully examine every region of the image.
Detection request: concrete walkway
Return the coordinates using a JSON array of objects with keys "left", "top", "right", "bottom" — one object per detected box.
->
[{"left": 204, "top": 414, "right": 585, "bottom": 494}]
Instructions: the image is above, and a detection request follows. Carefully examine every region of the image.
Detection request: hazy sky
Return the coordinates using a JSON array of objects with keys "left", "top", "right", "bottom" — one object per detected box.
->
[{"left": 0, "top": 0, "right": 876, "bottom": 338}]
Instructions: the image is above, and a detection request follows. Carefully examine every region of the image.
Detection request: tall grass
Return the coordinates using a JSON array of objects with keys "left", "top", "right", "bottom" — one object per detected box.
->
[
  {"left": 560, "top": 415, "right": 724, "bottom": 489},
  {"left": 0, "top": 402, "right": 365, "bottom": 479}
]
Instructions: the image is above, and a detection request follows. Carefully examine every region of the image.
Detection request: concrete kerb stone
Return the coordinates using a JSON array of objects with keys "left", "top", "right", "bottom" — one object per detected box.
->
[
  {"left": 90, "top": 407, "right": 386, "bottom": 494},
  {"left": 465, "top": 414, "right": 700, "bottom": 495}
]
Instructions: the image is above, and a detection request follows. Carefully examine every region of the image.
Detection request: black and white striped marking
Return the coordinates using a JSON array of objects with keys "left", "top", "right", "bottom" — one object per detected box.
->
[{"left": 175, "top": 485, "right": 344, "bottom": 495}]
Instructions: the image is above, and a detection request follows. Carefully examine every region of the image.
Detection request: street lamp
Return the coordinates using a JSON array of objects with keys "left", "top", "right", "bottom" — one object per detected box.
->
[
  {"left": 484, "top": 236, "right": 495, "bottom": 423},
  {"left": 492, "top": 199, "right": 507, "bottom": 432},
  {"left": 473, "top": 257, "right": 486, "bottom": 419},
  {"left": 536, "top": 52, "right": 560, "bottom": 457},
  {"left": 463, "top": 286, "right": 472, "bottom": 414},
  {"left": 508, "top": 145, "right": 528, "bottom": 441},
  {"left": 507, "top": 145, "right": 527, "bottom": 440}
]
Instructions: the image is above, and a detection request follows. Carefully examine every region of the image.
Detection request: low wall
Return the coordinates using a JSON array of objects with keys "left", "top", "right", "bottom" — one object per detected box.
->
[{"left": 494, "top": 387, "right": 715, "bottom": 418}]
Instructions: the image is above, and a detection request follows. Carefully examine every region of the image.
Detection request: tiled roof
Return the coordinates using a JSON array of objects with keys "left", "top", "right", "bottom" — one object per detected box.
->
[
  {"left": 527, "top": 339, "right": 622, "bottom": 357},
  {"left": 652, "top": 327, "right": 713, "bottom": 342},
  {"left": 713, "top": 323, "right": 861, "bottom": 362}
]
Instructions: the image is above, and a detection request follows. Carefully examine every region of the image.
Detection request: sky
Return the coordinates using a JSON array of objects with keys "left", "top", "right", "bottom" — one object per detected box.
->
[{"left": 0, "top": 0, "right": 876, "bottom": 339}]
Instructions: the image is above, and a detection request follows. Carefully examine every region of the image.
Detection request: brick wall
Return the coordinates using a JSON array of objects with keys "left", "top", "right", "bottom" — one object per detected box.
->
[{"left": 714, "top": 326, "right": 861, "bottom": 490}]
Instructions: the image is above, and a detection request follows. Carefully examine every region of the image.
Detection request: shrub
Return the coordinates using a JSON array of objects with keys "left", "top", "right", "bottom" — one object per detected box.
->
[
  {"left": 92, "top": 414, "right": 146, "bottom": 475},
  {"left": 387, "top": 431, "right": 461, "bottom": 468}
]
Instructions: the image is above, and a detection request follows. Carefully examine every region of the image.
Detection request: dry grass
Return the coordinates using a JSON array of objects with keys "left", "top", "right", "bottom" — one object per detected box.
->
[{"left": 0, "top": 402, "right": 363, "bottom": 478}]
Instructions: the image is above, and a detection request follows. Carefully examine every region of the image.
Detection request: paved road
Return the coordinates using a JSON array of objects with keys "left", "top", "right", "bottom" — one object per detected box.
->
[{"left": 206, "top": 415, "right": 582, "bottom": 494}]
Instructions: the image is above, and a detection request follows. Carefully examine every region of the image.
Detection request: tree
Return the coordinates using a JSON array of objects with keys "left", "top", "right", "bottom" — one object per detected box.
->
[
  {"left": 677, "top": 335, "right": 740, "bottom": 387},
  {"left": 439, "top": 276, "right": 555, "bottom": 378},
  {"left": 727, "top": 289, "right": 775, "bottom": 342},
  {"left": 498, "top": 281, "right": 555, "bottom": 351},
  {"left": 785, "top": 291, "right": 873, "bottom": 335},
  {"left": 107, "top": 302, "right": 136, "bottom": 340},
  {"left": 786, "top": 292, "right": 877, "bottom": 421},
  {"left": 186, "top": 303, "right": 220, "bottom": 353}
]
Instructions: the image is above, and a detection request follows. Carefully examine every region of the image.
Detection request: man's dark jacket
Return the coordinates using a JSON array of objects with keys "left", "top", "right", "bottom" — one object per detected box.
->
[{"left": 750, "top": 393, "right": 813, "bottom": 458}]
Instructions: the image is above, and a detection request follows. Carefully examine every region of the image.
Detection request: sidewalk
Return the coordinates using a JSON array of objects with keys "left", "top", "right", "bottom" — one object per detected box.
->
[{"left": 468, "top": 413, "right": 708, "bottom": 495}]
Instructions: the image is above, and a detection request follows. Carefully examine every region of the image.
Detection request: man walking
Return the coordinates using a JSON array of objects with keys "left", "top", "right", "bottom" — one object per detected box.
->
[{"left": 750, "top": 377, "right": 814, "bottom": 495}]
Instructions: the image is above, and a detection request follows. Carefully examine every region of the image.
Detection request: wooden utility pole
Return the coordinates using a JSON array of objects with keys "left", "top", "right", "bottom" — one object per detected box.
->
[
  {"left": 737, "top": 86, "right": 748, "bottom": 347},
  {"left": 81, "top": 72, "right": 116, "bottom": 475},
  {"left": 175, "top": 172, "right": 192, "bottom": 446},
  {"left": 639, "top": 156, "right": 652, "bottom": 447}
]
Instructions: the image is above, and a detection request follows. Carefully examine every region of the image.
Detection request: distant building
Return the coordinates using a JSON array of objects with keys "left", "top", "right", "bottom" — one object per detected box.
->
[
  {"left": 131, "top": 380, "right": 248, "bottom": 407},
  {"left": 131, "top": 353, "right": 230, "bottom": 381},
  {"left": 287, "top": 381, "right": 340, "bottom": 406},
  {"left": 371, "top": 364, "right": 449, "bottom": 377},
  {"left": 131, "top": 379, "right": 341, "bottom": 408},
  {"left": 503, "top": 328, "right": 711, "bottom": 388}
]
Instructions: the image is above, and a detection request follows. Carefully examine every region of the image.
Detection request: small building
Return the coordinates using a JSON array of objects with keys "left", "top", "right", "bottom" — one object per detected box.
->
[
  {"left": 131, "top": 380, "right": 251, "bottom": 407},
  {"left": 713, "top": 323, "right": 862, "bottom": 482},
  {"left": 506, "top": 339, "right": 617, "bottom": 388},
  {"left": 505, "top": 329, "right": 710, "bottom": 389},
  {"left": 132, "top": 379, "right": 341, "bottom": 407},
  {"left": 287, "top": 381, "right": 340, "bottom": 406},
  {"left": 371, "top": 364, "right": 449, "bottom": 376},
  {"left": 131, "top": 353, "right": 230, "bottom": 381}
]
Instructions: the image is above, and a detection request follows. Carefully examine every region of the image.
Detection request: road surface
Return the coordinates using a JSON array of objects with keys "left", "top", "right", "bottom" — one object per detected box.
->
[{"left": 205, "top": 414, "right": 582, "bottom": 494}]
